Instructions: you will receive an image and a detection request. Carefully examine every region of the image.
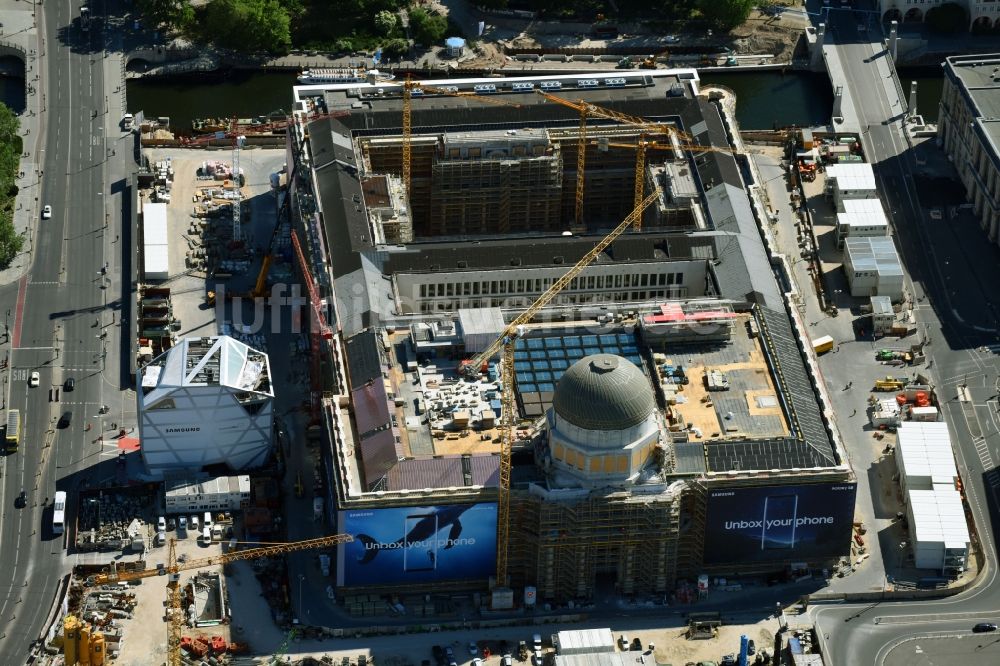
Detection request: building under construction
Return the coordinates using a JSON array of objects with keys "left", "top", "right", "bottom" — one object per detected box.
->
[{"left": 284, "top": 71, "right": 855, "bottom": 606}]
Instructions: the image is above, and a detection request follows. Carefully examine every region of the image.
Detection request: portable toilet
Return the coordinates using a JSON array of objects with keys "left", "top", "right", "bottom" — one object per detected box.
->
[{"left": 445, "top": 36, "right": 466, "bottom": 57}]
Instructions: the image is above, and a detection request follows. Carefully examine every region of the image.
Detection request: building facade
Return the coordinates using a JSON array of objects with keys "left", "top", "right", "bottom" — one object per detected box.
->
[
  {"left": 137, "top": 336, "right": 274, "bottom": 478},
  {"left": 164, "top": 475, "right": 252, "bottom": 514},
  {"left": 879, "top": 1, "right": 1000, "bottom": 29},
  {"left": 938, "top": 54, "right": 1000, "bottom": 247}
]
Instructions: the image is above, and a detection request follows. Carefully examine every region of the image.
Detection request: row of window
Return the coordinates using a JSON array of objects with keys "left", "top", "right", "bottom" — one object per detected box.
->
[
  {"left": 417, "top": 272, "right": 685, "bottom": 299},
  {"left": 416, "top": 289, "right": 685, "bottom": 312}
]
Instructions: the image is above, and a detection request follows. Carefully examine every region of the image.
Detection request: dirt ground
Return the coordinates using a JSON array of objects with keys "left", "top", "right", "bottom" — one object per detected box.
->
[
  {"left": 113, "top": 533, "right": 232, "bottom": 666},
  {"left": 644, "top": 619, "right": 780, "bottom": 664}
]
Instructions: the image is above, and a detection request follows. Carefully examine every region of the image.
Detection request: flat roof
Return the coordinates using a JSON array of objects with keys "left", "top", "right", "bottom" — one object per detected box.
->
[
  {"left": 897, "top": 422, "right": 958, "bottom": 485},
  {"left": 845, "top": 236, "right": 903, "bottom": 276},
  {"left": 826, "top": 163, "right": 876, "bottom": 191},
  {"left": 165, "top": 474, "right": 251, "bottom": 497},
  {"left": 838, "top": 198, "right": 889, "bottom": 228},
  {"left": 554, "top": 628, "right": 616, "bottom": 654},
  {"left": 908, "top": 488, "right": 971, "bottom": 549},
  {"left": 944, "top": 55, "right": 1000, "bottom": 174}
]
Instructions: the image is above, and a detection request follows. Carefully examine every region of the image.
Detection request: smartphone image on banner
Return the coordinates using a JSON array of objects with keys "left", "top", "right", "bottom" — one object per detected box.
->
[
  {"left": 761, "top": 495, "right": 798, "bottom": 550},
  {"left": 403, "top": 513, "right": 438, "bottom": 572}
]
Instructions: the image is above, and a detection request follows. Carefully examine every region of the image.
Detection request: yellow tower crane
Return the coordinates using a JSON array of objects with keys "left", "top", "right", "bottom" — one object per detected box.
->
[
  {"left": 386, "top": 76, "right": 524, "bottom": 195},
  {"left": 458, "top": 188, "right": 662, "bottom": 602},
  {"left": 534, "top": 90, "right": 691, "bottom": 230},
  {"left": 89, "top": 534, "right": 354, "bottom": 666}
]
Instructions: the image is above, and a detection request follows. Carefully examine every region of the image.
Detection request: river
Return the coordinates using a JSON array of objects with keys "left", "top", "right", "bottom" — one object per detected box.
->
[{"left": 123, "top": 68, "right": 945, "bottom": 132}]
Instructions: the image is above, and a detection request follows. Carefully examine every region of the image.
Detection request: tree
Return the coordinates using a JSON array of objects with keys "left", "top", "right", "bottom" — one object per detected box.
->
[
  {"left": 697, "top": 0, "right": 754, "bottom": 30},
  {"left": 374, "top": 10, "right": 397, "bottom": 36},
  {"left": 204, "top": 0, "right": 292, "bottom": 54},
  {"left": 0, "top": 103, "right": 23, "bottom": 268},
  {"left": 925, "top": 3, "right": 967, "bottom": 34},
  {"left": 409, "top": 7, "right": 448, "bottom": 46},
  {"left": 136, "top": 0, "right": 195, "bottom": 31},
  {"left": 381, "top": 38, "right": 409, "bottom": 58}
]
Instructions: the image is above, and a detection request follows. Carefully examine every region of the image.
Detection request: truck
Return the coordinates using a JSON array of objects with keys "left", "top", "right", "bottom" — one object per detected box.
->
[
  {"left": 811, "top": 335, "right": 835, "bottom": 354},
  {"left": 873, "top": 376, "right": 905, "bottom": 392}
]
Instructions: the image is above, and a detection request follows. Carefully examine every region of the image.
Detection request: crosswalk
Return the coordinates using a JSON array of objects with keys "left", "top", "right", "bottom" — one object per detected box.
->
[{"left": 974, "top": 436, "right": 995, "bottom": 470}]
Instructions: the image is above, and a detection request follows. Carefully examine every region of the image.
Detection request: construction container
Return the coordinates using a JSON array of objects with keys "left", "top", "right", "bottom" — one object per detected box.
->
[
  {"left": 811, "top": 335, "right": 834, "bottom": 354},
  {"left": 911, "top": 406, "right": 938, "bottom": 422}
]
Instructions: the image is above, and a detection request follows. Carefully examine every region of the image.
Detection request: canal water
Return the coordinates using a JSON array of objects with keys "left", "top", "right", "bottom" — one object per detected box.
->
[{"left": 125, "top": 68, "right": 945, "bottom": 132}]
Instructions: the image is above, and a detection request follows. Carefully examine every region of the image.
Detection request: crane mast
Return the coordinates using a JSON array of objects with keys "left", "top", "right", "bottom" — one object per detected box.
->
[
  {"left": 89, "top": 534, "right": 354, "bottom": 665},
  {"left": 481, "top": 189, "right": 662, "bottom": 597}
]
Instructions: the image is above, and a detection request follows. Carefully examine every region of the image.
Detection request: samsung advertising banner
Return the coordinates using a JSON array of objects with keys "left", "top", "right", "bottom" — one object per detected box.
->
[
  {"left": 703, "top": 483, "right": 857, "bottom": 564},
  {"left": 337, "top": 503, "right": 497, "bottom": 586}
]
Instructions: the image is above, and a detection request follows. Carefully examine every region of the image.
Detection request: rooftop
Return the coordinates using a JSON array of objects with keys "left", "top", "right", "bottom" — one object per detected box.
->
[
  {"left": 896, "top": 422, "right": 958, "bottom": 486},
  {"left": 908, "top": 488, "right": 971, "bottom": 549},
  {"left": 826, "top": 163, "right": 876, "bottom": 191},
  {"left": 165, "top": 474, "right": 251, "bottom": 498},
  {"left": 845, "top": 236, "right": 904, "bottom": 276},
  {"left": 944, "top": 55, "right": 1000, "bottom": 162},
  {"left": 838, "top": 198, "right": 889, "bottom": 228},
  {"left": 140, "top": 335, "right": 272, "bottom": 404},
  {"left": 295, "top": 72, "right": 842, "bottom": 489}
]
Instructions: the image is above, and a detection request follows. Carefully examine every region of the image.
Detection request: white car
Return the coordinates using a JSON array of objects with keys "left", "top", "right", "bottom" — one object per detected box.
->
[
  {"left": 41, "top": 205, "right": 51, "bottom": 219},
  {"left": 157, "top": 516, "right": 166, "bottom": 531},
  {"left": 28, "top": 371, "right": 39, "bottom": 387}
]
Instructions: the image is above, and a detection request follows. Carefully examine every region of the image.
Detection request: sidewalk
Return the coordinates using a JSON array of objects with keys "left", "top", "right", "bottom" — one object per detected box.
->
[{"left": 0, "top": 4, "right": 45, "bottom": 286}]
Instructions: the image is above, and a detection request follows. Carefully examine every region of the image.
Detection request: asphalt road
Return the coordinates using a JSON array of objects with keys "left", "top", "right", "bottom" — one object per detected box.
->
[
  {"left": 810, "top": 5, "right": 1000, "bottom": 665},
  {"left": 0, "top": 0, "right": 134, "bottom": 661}
]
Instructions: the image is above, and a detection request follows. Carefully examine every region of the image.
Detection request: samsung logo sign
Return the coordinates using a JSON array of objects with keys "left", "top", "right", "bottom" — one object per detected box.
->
[{"left": 165, "top": 426, "right": 201, "bottom": 433}]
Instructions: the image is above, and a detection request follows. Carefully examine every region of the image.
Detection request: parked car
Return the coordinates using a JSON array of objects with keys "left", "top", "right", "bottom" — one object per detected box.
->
[
  {"left": 747, "top": 639, "right": 755, "bottom": 655},
  {"left": 972, "top": 622, "right": 998, "bottom": 633},
  {"left": 468, "top": 642, "right": 478, "bottom": 657},
  {"left": 178, "top": 515, "right": 188, "bottom": 535},
  {"left": 41, "top": 205, "right": 52, "bottom": 219},
  {"left": 432, "top": 646, "right": 445, "bottom": 666},
  {"left": 445, "top": 647, "right": 454, "bottom": 661},
  {"left": 190, "top": 514, "right": 199, "bottom": 531},
  {"left": 157, "top": 516, "right": 167, "bottom": 532},
  {"left": 502, "top": 655, "right": 513, "bottom": 666}
]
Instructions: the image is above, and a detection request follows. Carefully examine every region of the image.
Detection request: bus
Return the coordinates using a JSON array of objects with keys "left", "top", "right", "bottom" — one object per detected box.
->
[
  {"left": 52, "top": 491, "right": 67, "bottom": 535},
  {"left": 5, "top": 409, "right": 20, "bottom": 452}
]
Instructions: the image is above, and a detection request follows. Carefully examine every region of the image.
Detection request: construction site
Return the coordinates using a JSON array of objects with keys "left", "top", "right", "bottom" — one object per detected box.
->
[
  {"left": 280, "top": 68, "right": 858, "bottom": 611},
  {"left": 41, "top": 68, "right": 860, "bottom": 666}
]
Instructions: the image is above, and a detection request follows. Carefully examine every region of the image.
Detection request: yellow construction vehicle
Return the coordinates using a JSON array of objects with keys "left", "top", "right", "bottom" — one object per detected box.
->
[
  {"left": 457, "top": 190, "right": 661, "bottom": 604},
  {"left": 89, "top": 533, "right": 353, "bottom": 666},
  {"left": 873, "top": 376, "right": 905, "bottom": 392},
  {"left": 640, "top": 48, "right": 669, "bottom": 69}
]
